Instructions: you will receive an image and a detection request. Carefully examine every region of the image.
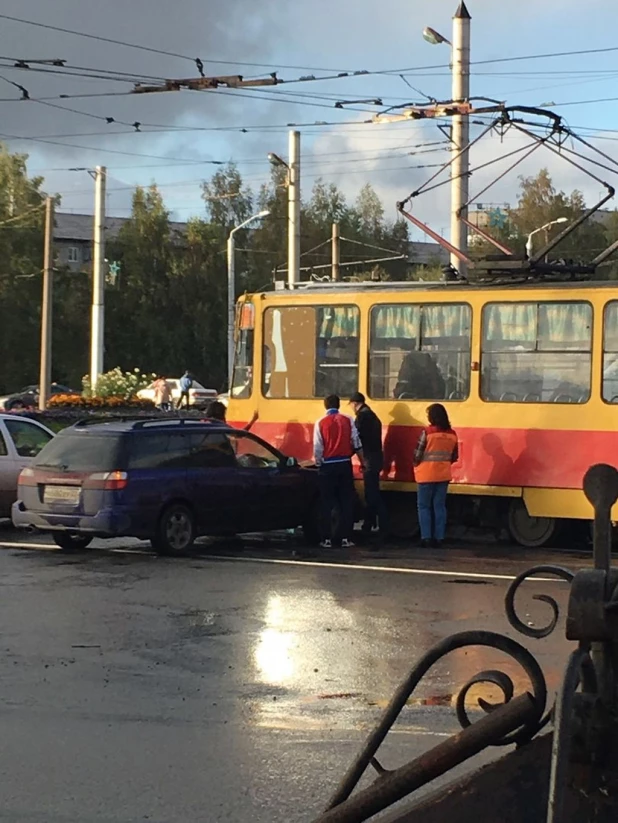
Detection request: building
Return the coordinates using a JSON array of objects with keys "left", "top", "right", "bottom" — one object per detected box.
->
[
  {"left": 55, "top": 211, "right": 451, "bottom": 274},
  {"left": 409, "top": 240, "right": 449, "bottom": 265},
  {"left": 53, "top": 212, "right": 187, "bottom": 272}
]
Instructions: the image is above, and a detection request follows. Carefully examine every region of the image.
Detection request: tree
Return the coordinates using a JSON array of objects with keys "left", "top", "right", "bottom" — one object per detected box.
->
[
  {"left": 354, "top": 183, "right": 385, "bottom": 239},
  {"left": 105, "top": 185, "right": 175, "bottom": 373},
  {"left": 202, "top": 163, "right": 253, "bottom": 233},
  {"left": 0, "top": 146, "right": 48, "bottom": 392}
]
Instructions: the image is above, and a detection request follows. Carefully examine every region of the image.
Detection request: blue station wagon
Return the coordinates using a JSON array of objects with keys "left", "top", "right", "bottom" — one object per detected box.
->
[{"left": 12, "top": 419, "right": 320, "bottom": 554}]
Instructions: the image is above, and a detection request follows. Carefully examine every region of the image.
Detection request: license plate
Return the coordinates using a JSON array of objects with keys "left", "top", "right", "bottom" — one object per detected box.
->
[{"left": 44, "top": 485, "right": 80, "bottom": 505}]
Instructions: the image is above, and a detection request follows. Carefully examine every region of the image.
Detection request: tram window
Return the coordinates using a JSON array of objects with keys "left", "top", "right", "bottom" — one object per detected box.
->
[
  {"left": 481, "top": 302, "right": 592, "bottom": 404},
  {"left": 231, "top": 304, "right": 255, "bottom": 399},
  {"left": 602, "top": 301, "right": 618, "bottom": 403},
  {"left": 369, "top": 303, "right": 471, "bottom": 401},
  {"left": 262, "top": 305, "right": 359, "bottom": 398}
]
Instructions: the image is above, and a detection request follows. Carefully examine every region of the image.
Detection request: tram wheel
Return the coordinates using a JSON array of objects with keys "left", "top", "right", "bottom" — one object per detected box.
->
[{"left": 507, "top": 499, "right": 558, "bottom": 548}]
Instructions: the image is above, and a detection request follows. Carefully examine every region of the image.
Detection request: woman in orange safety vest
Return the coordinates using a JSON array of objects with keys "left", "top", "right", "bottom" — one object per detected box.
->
[{"left": 413, "top": 403, "right": 459, "bottom": 548}]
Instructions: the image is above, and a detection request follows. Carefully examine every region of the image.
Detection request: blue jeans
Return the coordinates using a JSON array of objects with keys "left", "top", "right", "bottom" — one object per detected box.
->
[{"left": 417, "top": 482, "right": 449, "bottom": 541}]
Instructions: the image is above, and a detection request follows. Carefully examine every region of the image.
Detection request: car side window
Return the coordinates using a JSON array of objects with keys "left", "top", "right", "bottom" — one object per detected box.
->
[
  {"left": 128, "top": 434, "right": 172, "bottom": 469},
  {"left": 164, "top": 433, "right": 193, "bottom": 467},
  {"left": 231, "top": 433, "right": 281, "bottom": 469},
  {"left": 4, "top": 419, "right": 53, "bottom": 457},
  {"left": 187, "top": 432, "right": 237, "bottom": 469},
  {"left": 0, "top": 427, "right": 8, "bottom": 457}
]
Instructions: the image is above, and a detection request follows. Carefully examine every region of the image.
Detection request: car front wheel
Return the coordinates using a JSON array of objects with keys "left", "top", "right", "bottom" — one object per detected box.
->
[
  {"left": 151, "top": 503, "right": 196, "bottom": 556},
  {"left": 52, "top": 533, "right": 93, "bottom": 551}
]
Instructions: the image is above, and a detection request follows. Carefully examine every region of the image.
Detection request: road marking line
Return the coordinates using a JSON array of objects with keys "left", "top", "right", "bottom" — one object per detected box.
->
[
  {"left": 0, "top": 541, "right": 569, "bottom": 583},
  {"left": 203, "top": 554, "right": 566, "bottom": 583}
]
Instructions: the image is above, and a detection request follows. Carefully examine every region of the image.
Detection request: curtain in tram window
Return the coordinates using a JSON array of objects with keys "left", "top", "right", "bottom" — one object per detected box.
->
[
  {"left": 483, "top": 303, "right": 536, "bottom": 347},
  {"left": 318, "top": 306, "right": 359, "bottom": 338},
  {"left": 537, "top": 303, "right": 592, "bottom": 351},
  {"left": 422, "top": 305, "right": 471, "bottom": 340},
  {"left": 372, "top": 305, "right": 419, "bottom": 339},
  {"left": 604, "top": 302, "right": 618, "bottom": 352}
]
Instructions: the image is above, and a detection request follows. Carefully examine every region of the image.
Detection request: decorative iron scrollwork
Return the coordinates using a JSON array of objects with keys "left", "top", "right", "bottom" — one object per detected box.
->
[
  {"left": 505, "top": 565, "right": 575, "bottom": 639},
  {"left": 325, "top": 629, "right": 549, "bottom": 815}
]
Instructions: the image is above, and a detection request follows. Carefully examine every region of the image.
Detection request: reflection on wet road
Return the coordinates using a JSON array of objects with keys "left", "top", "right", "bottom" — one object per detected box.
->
[{"left": 0, "top": 524, "right": 584, "bottom": 822}]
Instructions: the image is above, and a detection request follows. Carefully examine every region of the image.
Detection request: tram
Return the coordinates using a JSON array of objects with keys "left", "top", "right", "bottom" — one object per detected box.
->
[{"left": 227, "top": 279, "right": 618, "bottom": 547}]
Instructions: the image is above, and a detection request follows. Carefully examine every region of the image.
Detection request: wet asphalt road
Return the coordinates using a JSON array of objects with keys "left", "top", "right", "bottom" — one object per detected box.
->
[{"left": 0, "top": 523, "right": 591, "bottom": 823}]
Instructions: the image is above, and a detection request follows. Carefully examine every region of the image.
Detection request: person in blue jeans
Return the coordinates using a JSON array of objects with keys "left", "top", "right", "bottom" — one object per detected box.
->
[{"left": 413, "top": 404, "right": 459, "bottom": 548}]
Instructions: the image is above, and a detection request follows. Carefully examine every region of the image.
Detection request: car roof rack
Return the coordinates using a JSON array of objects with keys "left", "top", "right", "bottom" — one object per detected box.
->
[
  {"left": 72, "top": 415, "right": 163, "bottom": 428},
  {"left": 131, "top": 418, "right": 212, "bottom": 430},
  {"left": 71, "top": 416, "right": 233, "bottom": 432}
]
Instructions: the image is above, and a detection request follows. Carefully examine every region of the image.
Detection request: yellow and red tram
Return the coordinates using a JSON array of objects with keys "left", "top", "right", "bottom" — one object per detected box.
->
[{"left": 228, "top": 280, "right": 618, "bottom": 547}]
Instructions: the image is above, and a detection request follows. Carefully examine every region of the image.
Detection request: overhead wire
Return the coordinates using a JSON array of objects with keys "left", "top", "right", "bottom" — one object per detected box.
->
[{"left": 2, "top": 13, "right": 618, "bottom": 83}]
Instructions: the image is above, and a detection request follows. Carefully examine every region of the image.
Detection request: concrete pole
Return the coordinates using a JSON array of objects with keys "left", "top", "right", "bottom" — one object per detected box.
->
[
  {"left": 227, "top": 234, "right": 235, "bottom": 389},
  {"left": 450, "top": 2, "right": 471, "bottom": 277},
  {"left": 90, "top": 166, "right": 106, "bottom": 391},
  {"left": 288, "top": 129, "right": 301, "bottom": 288},
  {"left": 38, "top": 196, "right": 54, "bottom": 411},
  {"left": 331, "top": 222, "right": 340, "bottom": 281}
]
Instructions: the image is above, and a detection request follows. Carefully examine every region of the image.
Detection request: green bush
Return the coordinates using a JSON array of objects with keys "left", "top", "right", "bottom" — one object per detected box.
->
[{"left": 82, "top": 367, "right": 156, "bottom": 400}]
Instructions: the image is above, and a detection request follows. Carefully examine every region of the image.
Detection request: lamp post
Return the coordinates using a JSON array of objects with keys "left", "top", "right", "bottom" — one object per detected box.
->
[
  {"left": 526, "top": 217, "right": 568, "bottom": 259},
  {"left": 227, "top": 210, "right": 270, "bottom": 388},
  {"left": 424, "top": 3, "right": 471, "bottom": 278},
  {"left": 268, "top": 129, "right": 301, "bottom": 288}
]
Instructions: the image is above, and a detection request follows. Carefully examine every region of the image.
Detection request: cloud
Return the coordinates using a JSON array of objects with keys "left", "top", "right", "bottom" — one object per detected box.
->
[
  {"left": 2, "top": 0, "right": 617, "bottom": 221},
  {"left": 308, "top": 114, "right": 618, "bottom": 242}
]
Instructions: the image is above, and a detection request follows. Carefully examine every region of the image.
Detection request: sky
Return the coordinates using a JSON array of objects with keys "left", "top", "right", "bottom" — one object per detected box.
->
[{"left": 2, "top": 0, "right": 618, "bottom": 239}]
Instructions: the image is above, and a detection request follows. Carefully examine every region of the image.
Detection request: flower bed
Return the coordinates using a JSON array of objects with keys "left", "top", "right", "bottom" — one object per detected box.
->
[{"left": 48, "top": 394, "right": 154, "bottom": 410}]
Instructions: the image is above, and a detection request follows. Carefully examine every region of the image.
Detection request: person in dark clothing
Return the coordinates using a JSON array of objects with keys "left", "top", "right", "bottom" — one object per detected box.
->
[
  {"left": 313, "top": 394, "right": 364, "bottom": 549},
  {"left": 393, "top": 351, "right": 445, "bottom": 400},
  {"left": 350, "top": 391, "right": 388, "bottom": 537},
  {"left": 203, "top": 400, "right": 258, "bottom": 431},
  {"left": 177, "top": 370, "right": 193, "bottom": 409}
]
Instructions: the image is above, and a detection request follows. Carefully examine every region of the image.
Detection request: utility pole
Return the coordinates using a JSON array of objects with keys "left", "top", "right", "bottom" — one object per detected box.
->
[
  {"left": 90, "top": 165, "right": 106, "bottom": 391},
  {"left": 450, "top": 1, "right": 471, "bottom": 278},
  {"left": 331, "top": 223, "right": 340, "bottom": 281},
  {"left": 227, "top": 233, "right": 236, "bottom": 386},
  {"left": 38, "top": 196, "right": 54, "bottom": 411},
  {"left": 288, "top": 130, "right": 301, "bottom": 288}
]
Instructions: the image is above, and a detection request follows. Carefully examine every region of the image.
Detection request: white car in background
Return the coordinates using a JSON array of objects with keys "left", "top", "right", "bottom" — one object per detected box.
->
[
  {"left": 0, "top": 414, "right": 55, "bottom": 518},
  {"left": 137, "top": 378, "right": 218, "bottom": 409}
]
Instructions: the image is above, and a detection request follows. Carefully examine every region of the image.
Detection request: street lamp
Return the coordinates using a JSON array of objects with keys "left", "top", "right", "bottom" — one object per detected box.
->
[
  {"left": 268, "top": 152, "right": 287, "bottom": 168},
  {"left": 525, "top": 217, "right": 568, "bottom": 259},
  {"left": 267, "top": 130, "right": 301, "bottom": 289},
  {"left": 227, "top": 209, "right": 270, "bottom": 388},
  {"left": 422, "top": 26, "right": 451, "bottom": 46}
]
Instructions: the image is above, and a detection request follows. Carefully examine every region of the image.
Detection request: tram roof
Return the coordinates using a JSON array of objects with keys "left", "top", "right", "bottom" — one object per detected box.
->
[{"left": 254, "top": 279, "right": 618, "bottom": 298}]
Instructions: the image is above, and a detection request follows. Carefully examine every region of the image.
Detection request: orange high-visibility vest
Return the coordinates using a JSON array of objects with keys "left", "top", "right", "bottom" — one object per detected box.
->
[{"left": 414, "top": 428, "right": 458, "bottom": 484}]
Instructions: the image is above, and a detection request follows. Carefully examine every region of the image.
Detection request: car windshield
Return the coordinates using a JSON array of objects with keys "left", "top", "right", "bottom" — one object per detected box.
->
[{"left": 34, "top": 433, "right": 124, "bottom": 471}]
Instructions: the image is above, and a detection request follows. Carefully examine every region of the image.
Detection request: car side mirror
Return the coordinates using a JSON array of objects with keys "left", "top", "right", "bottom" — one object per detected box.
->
[{"left": 285, "top": 456, "right": 298, "bottom": 468}]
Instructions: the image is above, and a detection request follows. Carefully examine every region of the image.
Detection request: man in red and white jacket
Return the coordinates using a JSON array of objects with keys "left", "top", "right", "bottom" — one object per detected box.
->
[{"left": 313, "top": 394, "right": 364, "bottom": 549}]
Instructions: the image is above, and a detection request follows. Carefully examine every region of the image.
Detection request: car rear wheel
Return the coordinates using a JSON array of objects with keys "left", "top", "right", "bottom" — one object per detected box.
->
[
  {"left": 152, "top": 504, "right": 196, "bottom": 556},
  {"left": 52, "top": 533, "right": 93, "bottom": 551}
]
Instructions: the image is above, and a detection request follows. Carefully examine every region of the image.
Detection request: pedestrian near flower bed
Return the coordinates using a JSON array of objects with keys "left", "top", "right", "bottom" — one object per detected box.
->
[
  {"left": 153, "top": 377, "right": 172, "bottom": 411},
  {"left": 177, "top": 370, "right": 193, "bottom": 409}
]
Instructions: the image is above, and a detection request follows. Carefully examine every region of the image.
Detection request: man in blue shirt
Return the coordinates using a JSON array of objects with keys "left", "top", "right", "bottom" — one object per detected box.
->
[{"left": 177, "top": 370, "right": 193, "bottom": 409}]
